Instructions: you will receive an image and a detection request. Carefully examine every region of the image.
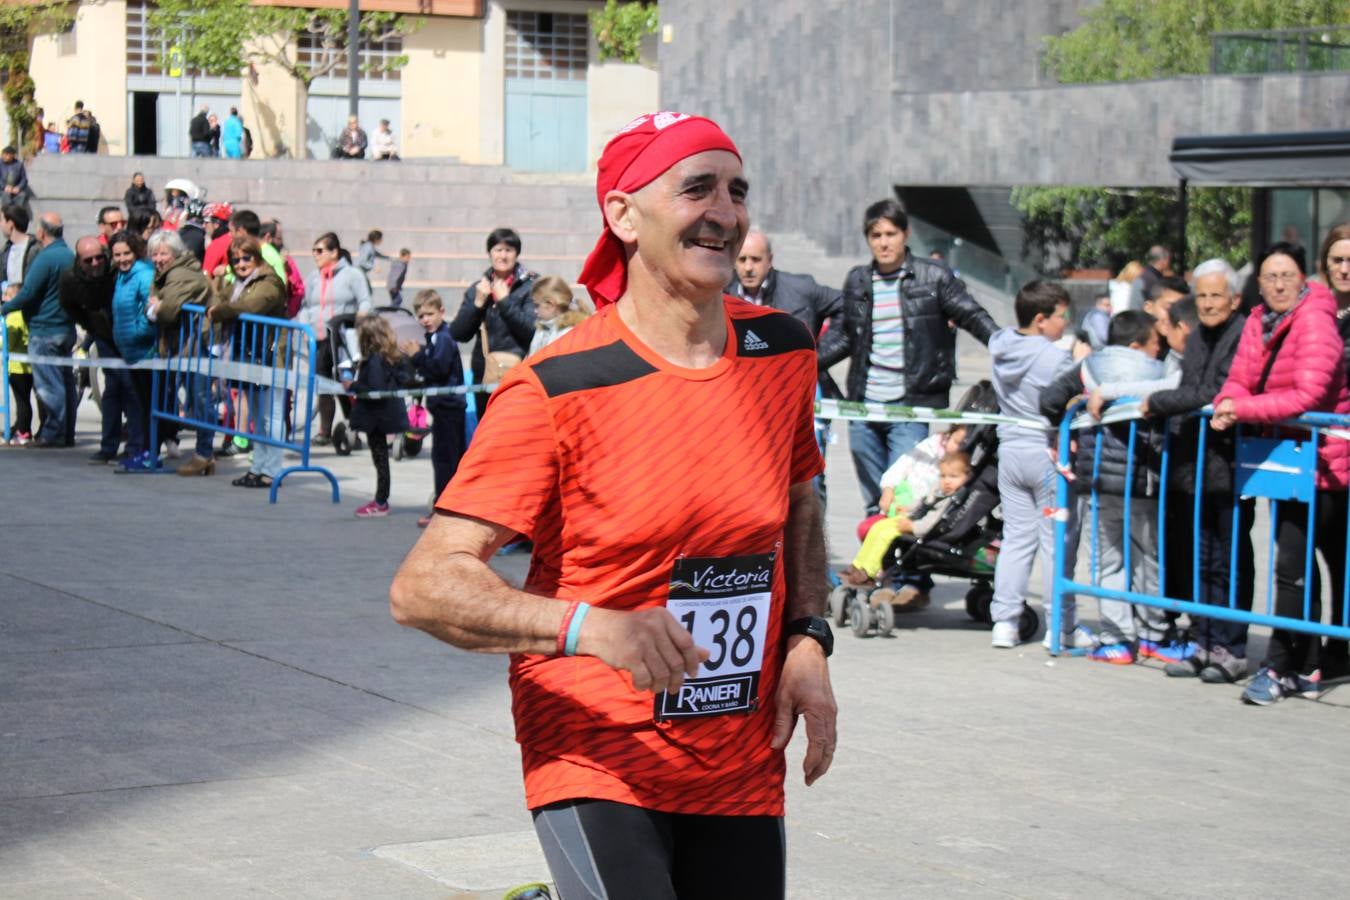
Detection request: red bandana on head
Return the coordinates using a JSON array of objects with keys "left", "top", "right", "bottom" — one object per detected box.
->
[{"left": 577, "top": 112, "right": 741, "bottom": 310}]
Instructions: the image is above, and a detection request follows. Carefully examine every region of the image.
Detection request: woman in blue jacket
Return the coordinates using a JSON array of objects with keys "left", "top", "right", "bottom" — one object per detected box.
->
[{"left": 110, "top": 230, "right": 158, "bottom": 470}]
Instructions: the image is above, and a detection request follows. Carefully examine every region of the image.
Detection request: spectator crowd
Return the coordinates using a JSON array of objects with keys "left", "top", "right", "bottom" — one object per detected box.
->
[{"left": 5, "top": 165, "right": 1350, "bottom": 709}]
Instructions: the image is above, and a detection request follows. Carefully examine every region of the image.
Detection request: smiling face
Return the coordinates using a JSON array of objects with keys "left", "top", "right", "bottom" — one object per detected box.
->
[
  {"left": 110, "top": 241, "right": 136, "bottom": 273},
  {"left": 150, "top": 243, "right": 175, "bottom": 273},
  {"left": 231, "top": 250, "right": 257, "bottom": 280},
  {"left": 312, "top": 241, "right": 338, "bottom": 269},
  {"left": 1260, "top": 252, "right": 1305, "bottom": 313},
  {"left": 866, "top": 217, "right": 908, "bottom": 274},
  {"left": 1193, "top": 271, "right": 1238, "bottom": 328},
  {"left": 620, "top": 150, "right": 749, "bottom": 301}
]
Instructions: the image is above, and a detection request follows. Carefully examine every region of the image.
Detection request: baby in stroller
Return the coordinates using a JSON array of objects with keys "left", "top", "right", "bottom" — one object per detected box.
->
[
  {"left": 839, "top": 430, "right": 971, "bottom": 603},
  {"left": 829, "top": 382, "right": 1039, "bottom": 640}
]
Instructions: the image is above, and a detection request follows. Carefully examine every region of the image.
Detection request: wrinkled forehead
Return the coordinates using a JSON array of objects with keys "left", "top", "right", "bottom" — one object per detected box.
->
[
  {"left": 1193, "top": 272, "right": 1230, "bottom": 296},
  {"left": 637, "top": 149, "right": 746, "bottom": 198}
]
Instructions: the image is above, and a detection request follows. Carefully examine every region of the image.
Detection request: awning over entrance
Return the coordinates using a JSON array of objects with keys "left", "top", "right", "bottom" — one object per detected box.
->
[{"left": 1169, "top": 130, "right": 1350, "bottom": 186}]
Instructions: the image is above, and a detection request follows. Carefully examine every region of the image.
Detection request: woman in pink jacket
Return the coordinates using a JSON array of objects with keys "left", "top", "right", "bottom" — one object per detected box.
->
[{"left": 1212, "top": 242, "right": 1350, "bottom": 706}]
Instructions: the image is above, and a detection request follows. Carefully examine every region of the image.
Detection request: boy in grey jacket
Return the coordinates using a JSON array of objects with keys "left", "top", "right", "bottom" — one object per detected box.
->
[{"left": 987, "top": 281, "right": 1079, "bottom": 649}]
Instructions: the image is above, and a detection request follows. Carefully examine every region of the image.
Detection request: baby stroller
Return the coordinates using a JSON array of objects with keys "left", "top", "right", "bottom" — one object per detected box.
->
[
  {"left": 825, "top": 382, "right": 1040, "bottom": 642},
  {"left": 326, "top": 306, "right": 425, "bottom": 458}
]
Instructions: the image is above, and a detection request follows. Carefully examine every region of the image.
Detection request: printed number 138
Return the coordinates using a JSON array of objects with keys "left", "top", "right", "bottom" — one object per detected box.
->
[{"left": 680, "top": 607, "right": 757, "bottom": 672}]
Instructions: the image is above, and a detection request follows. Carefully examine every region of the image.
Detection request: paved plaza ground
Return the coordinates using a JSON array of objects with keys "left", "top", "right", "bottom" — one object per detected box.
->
[{"left": 4, "top": 392, "right": 1350, "bottom": 899}]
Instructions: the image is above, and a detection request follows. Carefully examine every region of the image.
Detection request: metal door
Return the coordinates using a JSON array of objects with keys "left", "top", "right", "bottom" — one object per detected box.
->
[{"left": 504, "top": 10, "right": 588, "bottom": 172}]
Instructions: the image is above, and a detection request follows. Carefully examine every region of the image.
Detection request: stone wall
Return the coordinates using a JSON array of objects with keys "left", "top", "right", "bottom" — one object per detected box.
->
[{"left": 660, "top": 0, "right": 1350, "bottom": 258}]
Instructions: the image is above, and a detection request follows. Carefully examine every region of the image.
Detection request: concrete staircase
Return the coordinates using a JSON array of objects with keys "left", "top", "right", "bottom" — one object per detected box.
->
[{"left": 24, "top": 155, "right": 600, "bottom": 303}]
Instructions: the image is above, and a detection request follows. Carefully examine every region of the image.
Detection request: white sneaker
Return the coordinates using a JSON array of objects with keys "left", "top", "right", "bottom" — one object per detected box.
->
[
  {"left": 163, "top": 439, "right": 181, "bottom": 459},
  {"left": 1042, "top": 625, "right": 1099, "bottom": 653},
  {"left": 991, "top": 621, "right": 1019, "bottom": 649}
]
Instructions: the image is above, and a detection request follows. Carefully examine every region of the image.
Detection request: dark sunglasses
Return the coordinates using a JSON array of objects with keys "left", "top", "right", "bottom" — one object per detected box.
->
[
  {"left": 311, "top": 246, "right": 328, "bottom": 255},
  {"left": 230, "top": 254, "right": 256, "bottom": 265}
]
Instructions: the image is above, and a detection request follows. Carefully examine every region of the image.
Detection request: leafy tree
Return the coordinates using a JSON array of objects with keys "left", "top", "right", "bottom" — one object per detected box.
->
[
  {"left": 149, "top": 0, "right": 421, "bottom": 153},
  {"left": 1044, "top": 0, "right": 1350, "bottom": 83},
  {"left": 1015, "top": 0, "right": 1349, "bottom": 272},
  {"left": 0, "top": 3, "right": 75, "bottom": 153},
  {"left": 590, "top": 0, "right": 659, "bottom": 64}
]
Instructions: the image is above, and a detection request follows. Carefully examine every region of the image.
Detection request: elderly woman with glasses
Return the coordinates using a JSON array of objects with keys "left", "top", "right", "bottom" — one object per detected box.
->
[
  {"left": 146, "top": 229, "right": 217, "bottom": 475},
  {"left": 209, "top": 235, "right": 288, "bottom": 488},
  {"left": 1212, "top": 242, "right": 1350, "bottom": 705},
  {"left": 298, "top": 231, "right": 370, "bottom": 444}
]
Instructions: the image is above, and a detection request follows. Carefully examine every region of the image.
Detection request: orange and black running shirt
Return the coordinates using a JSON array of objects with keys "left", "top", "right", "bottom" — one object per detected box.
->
[{"left": 436, "top": 297, "right": 824, "bottom": 817}]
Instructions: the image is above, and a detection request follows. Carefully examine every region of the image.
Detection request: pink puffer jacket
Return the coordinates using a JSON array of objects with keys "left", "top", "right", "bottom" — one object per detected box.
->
[{"left": 1215, "top": 281, "right": 1350, "bottom": 490}]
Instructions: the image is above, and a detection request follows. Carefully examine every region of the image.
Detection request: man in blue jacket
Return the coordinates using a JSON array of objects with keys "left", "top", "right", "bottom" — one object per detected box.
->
[{"left": 1, "top": 212, "right": 76, "bottom": 446}]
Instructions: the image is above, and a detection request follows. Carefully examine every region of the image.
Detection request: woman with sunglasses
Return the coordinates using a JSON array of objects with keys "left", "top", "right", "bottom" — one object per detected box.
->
[
  {"left": 209, "top": 235, "right": 288, "bottom": 488},
  {"left": 1212, "top": 242, "right": 1350, "bottom": 705},
  {"left": 298, "top": 232, "right": 370, "bottom": 444}
]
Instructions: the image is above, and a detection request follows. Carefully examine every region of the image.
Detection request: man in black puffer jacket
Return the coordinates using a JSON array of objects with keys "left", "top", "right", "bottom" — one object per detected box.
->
[
  {"left": 816, "top": 199, "right": 996, "bottom": 513},
  {"left": 1144, "top": 260, "right": 1253, "bottom": 683}
]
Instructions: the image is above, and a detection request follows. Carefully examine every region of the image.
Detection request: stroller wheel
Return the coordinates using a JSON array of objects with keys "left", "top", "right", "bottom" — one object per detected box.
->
[
  {"left": 332, "top": 423, "right": 351, "bottom": 456},
  {"left": 965, "top": 584, "right": 994, "bottom": 623},
  {"left": 849, "top": 596, "right": 871, "bottom": 638},
  {"left": 874, "top": 599, "right": 895, "bottom": 637},
  {"left": 394, "top": 435, "right": 405, "bottom": 461},
  {"left": 1018, "top": 605, "right": 1041, "bottom": 643},
  {"left": 827, "top": 585, "right": 852, "bottom": 628}
]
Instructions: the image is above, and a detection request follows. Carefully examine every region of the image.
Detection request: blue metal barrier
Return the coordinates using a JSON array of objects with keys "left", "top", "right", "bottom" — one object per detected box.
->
[
  {"left": 148, "top": 304, "right": 339, "bottom": 504},
  {"left": 1049, "top": 401, "right": 1350, "bottom": 656},
  {"left": 1, "top": 318, "right": 10, "bottom": 441}
]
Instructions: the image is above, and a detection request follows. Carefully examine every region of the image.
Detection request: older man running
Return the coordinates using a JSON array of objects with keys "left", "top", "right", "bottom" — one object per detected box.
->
[{"left": 391, "top": 112, "right": 836, "bottom": 899}]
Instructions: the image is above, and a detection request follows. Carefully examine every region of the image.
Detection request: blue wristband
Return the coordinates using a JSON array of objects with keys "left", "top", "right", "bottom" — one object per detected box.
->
[{"left": 564, "top": 602, "right": 590, "bottom": 656}]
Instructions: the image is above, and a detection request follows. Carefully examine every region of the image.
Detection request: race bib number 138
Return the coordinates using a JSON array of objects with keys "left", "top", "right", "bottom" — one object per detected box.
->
[{"left": 654, "top": 552, "right": 774, "bottom": 722}]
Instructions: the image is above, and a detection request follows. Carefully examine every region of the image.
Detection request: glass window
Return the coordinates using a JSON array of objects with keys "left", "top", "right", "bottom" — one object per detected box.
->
[
  {"left": 505, "top": 10, "right": 588, "bottom": 81},
  {"left": 1269, "top": 189, "right": 1316, "bottom": 250}
]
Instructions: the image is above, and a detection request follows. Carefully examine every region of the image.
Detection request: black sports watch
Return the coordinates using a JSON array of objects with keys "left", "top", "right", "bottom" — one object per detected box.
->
[{"left": 785, "top": 616, "right": 834, "bottom": 657}]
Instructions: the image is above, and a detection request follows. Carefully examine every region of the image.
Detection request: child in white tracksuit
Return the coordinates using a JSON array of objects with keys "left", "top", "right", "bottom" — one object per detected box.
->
[{"left": 987, "top": 281, "right": 1077, "bottom": 649}]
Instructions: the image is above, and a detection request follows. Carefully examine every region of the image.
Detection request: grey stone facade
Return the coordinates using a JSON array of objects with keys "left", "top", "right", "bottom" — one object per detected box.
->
[{"left": 659, "top": 0, "right": 1350, "bottom": 257}]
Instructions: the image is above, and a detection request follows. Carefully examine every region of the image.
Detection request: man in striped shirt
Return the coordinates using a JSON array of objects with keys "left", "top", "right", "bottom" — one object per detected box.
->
[{"left": 818, "top": 198, "right": 996, "bottom": 516}]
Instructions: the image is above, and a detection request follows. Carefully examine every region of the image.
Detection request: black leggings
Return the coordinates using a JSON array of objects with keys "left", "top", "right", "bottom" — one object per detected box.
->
[
  {"left": 367, "top": 429, "right": 390, "bottom": 504},
  {"left": 532, "top": 799, "right": 784, "bottom": 900},
  {"left": 1265, "top": 491, "right": 1349, "bottom": 676},
  {"left": 9, "top": 372, "right": 34, "bottom": 435}
]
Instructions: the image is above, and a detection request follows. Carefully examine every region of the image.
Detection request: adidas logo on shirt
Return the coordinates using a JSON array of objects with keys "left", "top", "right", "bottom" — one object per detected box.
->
[{"left": 743, "top": 329, "right": 769, "bottom": 352}]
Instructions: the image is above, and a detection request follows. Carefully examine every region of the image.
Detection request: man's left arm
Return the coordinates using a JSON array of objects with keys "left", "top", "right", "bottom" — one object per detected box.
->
[
  {"left": 771, "top": 481, "right": 837, "bottom": 786},
  {"left": 939, "top": 270, "right": 996, "bottom": 345}
]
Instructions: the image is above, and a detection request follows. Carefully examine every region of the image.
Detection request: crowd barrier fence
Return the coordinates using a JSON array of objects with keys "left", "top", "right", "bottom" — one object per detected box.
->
[
  {"left": 147, "top": 304, "right": 339, "bottom": 504},
  {"left": 1, "top": 322, "right": 10, "bottom": 441},
  {"left": 1048, "top": 400, "right": 1350, "bottom": 656}
]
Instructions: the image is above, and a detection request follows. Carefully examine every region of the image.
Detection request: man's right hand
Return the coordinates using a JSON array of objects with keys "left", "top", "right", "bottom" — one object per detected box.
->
[{"left": 576, "top": 607, "right": 708, "bottom": 694}]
